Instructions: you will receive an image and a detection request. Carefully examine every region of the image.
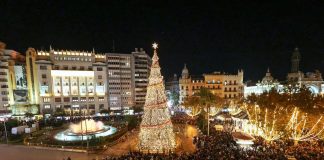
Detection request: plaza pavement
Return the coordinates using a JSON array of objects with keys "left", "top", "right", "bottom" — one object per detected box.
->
[{"left": 0, "top": 124, "right": 198, "bottom": 160}]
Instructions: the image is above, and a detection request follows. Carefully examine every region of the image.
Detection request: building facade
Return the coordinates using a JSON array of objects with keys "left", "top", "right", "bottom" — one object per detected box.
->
[
  {"left": 0, "top": 43, "right": 152, "bottom": 116},
  {"left": 244, "top": 68, "right": 283, "bottom": 97},
  {"left": 0, "top": 43, "right": 40, "bottom": 116},
  {"left": 132, "top": 48, "right": 152, "bottom": 108},
  {"left": 106, "top": 53, "right": 134, "bottom": 113},
  {"left": 35, "top": 48, "right": 108, "bottom": 115},
  {"left": 179, "top": 64, "right": 244, "bottom": 104},
  {"left": 287, "top": 48, "right": 324, "bottom": 94}
]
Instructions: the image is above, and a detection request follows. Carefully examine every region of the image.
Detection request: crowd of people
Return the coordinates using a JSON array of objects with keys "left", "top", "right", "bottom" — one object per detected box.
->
[
  {"left": 61, "top": 113, "right": 324, "bottom": 160},
  {"left": 171, "top": 112, "right": 196, "bottom": 125},
  {"left": 103, "top": 130, "right": 323, "bottom": 160}
]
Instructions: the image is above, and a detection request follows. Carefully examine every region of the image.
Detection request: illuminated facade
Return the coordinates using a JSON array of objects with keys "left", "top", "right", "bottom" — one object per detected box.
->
[
  {"left": 179, "top": 64, "right": 244, "bottom": 104},
  {"left": 106, "top": 53, "right": 134, "bottom": 112},
  {"left": 132, "top": 48, "right": 152, "bottom": 108},
  {"left": 35, "top": 48, "right": 108, "bottom": 115},
  {"left": 287, "top": 48, "right": 324, "bottom": 94},
  {"left": 244, "top": 68, "right": 283, "bottom": 97},
  {"left": 0, "top": 43, "right": 39, "bottom": 115}
]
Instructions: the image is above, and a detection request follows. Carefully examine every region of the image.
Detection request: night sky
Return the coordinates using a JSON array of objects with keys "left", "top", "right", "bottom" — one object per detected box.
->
[{"left": 1, "top": 1, "right": 324, "bottom": 81}]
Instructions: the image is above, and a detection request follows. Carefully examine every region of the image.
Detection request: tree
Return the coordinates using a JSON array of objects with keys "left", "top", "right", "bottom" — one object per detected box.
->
[
  {"left": 138, "top": 43, "right": 176, "bottom": 152},
  {"left": 53, "top": 108, "right": 66, "bottom": 117},
  {"left": 183, "top": 87, "right": 224, "bottom": 135},
  {"left": 99, "top": 109, "right": 110, "bottom": 115},
  {"left": 169, "top": 90, "right": 179, "bottom": 107}
]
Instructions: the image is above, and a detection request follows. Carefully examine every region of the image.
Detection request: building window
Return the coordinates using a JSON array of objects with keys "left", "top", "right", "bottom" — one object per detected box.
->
[
  {"left": 42, "top": 74, "right": 47, "bottom": 79},
  {"left": 0, "top": 78, "right": 8, "bottom": 82},
  {"left": 97, "top": 67, "right": 103, "bottom": 71},
  {"left": 88, "top": 66, "right": 92, "bottom": 71},
  {"left": 98, "top": 75, "right": 102, "bottom": 79},
  {"left": 72, "top": 97, "right": 79, "bottom": 102},
  {"left": 99, "top": 104, "right": 104, "bottom": 110},
  {"left": 55, "top": 98, "right": 61, "bottom": 102},
  {"left": 80, "top": 97, "right": 87, "bottom": 102},
  {"left": 80, "top": 66, "right": 85, "bottom": 70},
  {"left": 44, "top": 105, "right": 51, "bottom": 109},
  {"left": 43, "top": 98, "right": 50, "bottom": 102},
  {"left": 64, "top": 97, "right": 70, "bottom": 102},
  {"left": 72, "top": 66, "right": 77, "bottom": 70},
  {"left": 40, "top": 66, "right": 47, "bottom": 70},
  {"left": 1, "top": 91, "right": 8, "bottom": 95},
  {"left": 53, "top": 65, "right": 59, "bottom": 70},
  {"left": 98, "top": 97, "right": 105, "bottom": 101},
  {"left": 63, "top": 66, "right": 68, "bottom": 70},
  {"left": 2, "top": 97, "right": 8, "bottom": 101},
  {"left": 88, "top": 97, "right": 95, "bottom": 102},
  {"left": 1, "top": 85, "right": 8, "bottom": 88}
]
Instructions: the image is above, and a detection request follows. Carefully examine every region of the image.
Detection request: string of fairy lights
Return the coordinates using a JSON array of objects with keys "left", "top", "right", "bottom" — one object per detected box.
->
[
  {"left": 138, "top": 43, "right": 176, "bottom": 152},
  {"left": 184, "top": 101, "right": 323, "bottom": 142}
]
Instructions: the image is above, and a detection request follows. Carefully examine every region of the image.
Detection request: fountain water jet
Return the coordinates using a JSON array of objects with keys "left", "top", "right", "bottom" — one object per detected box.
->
[{"left": 54, "top": 119, "right": 117, "bottom": 142}]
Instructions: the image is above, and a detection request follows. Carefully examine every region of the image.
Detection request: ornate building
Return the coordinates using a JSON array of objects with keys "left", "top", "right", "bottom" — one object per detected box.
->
[
  {"left": 0, "top": 43, "right": 152, "bottom": 117},
  {"left": 179, "top": 64, "right": 244, "bottom": 104},
  {"left": 287, "top": 48, "right": 324, "bottom": 94},
  {"left": 244, "top": 68, "right": 283, "bottom": 97},
  {"left": 0, "top": 43, "right": 40, "bottom": 116},
  {"left": 35, "top": 48, "right": 108, "bottom": 115}
]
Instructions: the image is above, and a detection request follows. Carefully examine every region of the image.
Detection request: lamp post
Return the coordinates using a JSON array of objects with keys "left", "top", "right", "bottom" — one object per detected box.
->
[{"left": 3, "top": 117, "right": 8, "bottom": 145}]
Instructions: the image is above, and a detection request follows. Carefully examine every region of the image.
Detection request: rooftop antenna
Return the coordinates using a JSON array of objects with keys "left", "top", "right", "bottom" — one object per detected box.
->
[{"left": 112, "top": 40, "right": 115, "bottom": 52}]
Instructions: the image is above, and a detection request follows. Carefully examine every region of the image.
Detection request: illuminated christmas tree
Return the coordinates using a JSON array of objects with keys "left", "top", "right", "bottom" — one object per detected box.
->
[{"left": 138, "top": 43, "right": 176, "bottom": 152}]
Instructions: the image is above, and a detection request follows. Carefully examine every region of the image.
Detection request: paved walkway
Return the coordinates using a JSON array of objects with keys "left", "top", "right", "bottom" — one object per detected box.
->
[
  {"left": 0, "top": 144, "right": 101, "bottom": 160},
  {"left": 103, "top": 124, "right": 198, "bottom": 156},
  {"left": 0, "top": 124, "right": 198, "bottom": 159}
]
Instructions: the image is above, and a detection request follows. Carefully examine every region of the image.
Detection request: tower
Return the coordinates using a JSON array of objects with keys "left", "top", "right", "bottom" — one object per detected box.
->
[
  {"left": 181, "top": 64, "right": 189, "bottom": 79},
  {"left": 291, "top": 47, "right": 301, "bottom": 73},
  {"left": 138, "top": 42, "right": 176, "bottom": 152}
]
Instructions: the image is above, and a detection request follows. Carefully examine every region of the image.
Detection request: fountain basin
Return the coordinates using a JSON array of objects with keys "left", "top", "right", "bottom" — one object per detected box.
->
[{"left": 54, "top": 120, "right": 117, "bottom": 142}]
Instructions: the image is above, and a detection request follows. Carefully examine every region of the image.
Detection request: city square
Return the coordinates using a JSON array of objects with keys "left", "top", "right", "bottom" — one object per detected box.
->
[{"left": 1, "top": 1, "right": 324, "bottom": 160}]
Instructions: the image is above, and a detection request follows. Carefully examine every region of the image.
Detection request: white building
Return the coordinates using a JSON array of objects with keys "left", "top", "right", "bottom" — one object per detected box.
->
[
  {"left": 244, "top": 68, "right": 283, "bottom": 97},
  {"left": 35, "top": 48, "right": 108, "bottom": 115}
]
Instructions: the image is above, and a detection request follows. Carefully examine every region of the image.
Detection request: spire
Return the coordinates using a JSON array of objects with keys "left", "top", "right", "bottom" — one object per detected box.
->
[
  {"left": 267, "top": 67, "right": 270, "bottom": 73},
  {"left": 49, "top": 45, "right": 53, "bottom": 51},
  {"left": 92, "top": 47, "right": 95, "bottom": 53},
  {"left": 291, "top": 47, "right": 301, "bottom": 73},
  {"left": 181, "top": 63, "right": 189, "bottom": 79}
]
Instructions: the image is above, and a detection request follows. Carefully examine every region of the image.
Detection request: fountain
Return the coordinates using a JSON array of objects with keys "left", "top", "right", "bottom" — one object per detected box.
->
[{"left": 54, "top": 119, "right": 117, "bottom": 142}]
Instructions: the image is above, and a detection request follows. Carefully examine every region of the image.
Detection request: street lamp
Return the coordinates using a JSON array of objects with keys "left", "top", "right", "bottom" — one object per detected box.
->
[{"left": 3, "top": 117, "right": 8, "bottom": 145}]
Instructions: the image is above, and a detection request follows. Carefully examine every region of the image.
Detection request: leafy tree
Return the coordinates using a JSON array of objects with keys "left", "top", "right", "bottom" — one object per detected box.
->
[
  {"left": 170, "top": 90, "right": 179, "bottom": 107},
  {"left": 183, "top": 87, "right": 225, "bottom": 135},
  {"left": 99, "top": 109, "right": 110, "bottom": 115},
  {"left": 53, "top": 108, "right": 66, "bottom": 117}
]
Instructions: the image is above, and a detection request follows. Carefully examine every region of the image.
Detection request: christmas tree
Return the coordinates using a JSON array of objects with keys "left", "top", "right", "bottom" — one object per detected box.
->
[{"left": 138, "top": 43, "right": 176, "bottom": 152}]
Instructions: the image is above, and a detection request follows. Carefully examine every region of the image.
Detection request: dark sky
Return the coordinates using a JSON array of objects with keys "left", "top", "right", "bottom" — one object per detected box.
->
[{"left": 1, "top": 0, "right": 324, "bottom": 81}]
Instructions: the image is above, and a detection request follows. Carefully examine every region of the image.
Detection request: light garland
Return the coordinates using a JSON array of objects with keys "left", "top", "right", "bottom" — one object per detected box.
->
[
  {"left": 138, "top": 43, "right": 176, "bottom": 153},
  {"left": 242, "top": 105, "right": 282, "bottom": 141},
  {"left": 286, "top": 107, "right": 324, "bottom": 142}
]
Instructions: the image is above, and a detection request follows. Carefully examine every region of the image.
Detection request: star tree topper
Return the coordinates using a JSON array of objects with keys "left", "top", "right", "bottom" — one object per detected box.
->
[{"left": 152, "top": 42, "right": 158, "bottom": 50}]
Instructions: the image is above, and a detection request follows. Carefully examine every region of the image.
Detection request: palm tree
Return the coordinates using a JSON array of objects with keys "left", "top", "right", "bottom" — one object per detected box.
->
[{"left": 183, "top": 87, "right": 224, "bottom": 135}]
